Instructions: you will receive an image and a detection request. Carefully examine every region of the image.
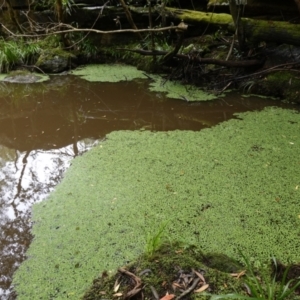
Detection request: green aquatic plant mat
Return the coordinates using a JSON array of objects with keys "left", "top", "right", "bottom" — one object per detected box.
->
[
  {"left": 13, "top": 107, "right": 300, "bottom": 299},
  {"left": 148, "top": 74, "right": 218, "bottom": 101},
  {"left": 71, "top": 64, "right": 217, "bottom": 101},
  {"left": 70, "top": 64, "right": 146, "bottom": 82},
  {"left": 0, "top": 71, "right": 49, "bottom": 83}
]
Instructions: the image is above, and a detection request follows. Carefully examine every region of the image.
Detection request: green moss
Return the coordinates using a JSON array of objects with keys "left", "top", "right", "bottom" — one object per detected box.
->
[
  {"left": 71, "top": 64, "right": 146, "bottom": 82},
  {"left": 13, "top": 107, "right": 300, "bottom": 299},
  {"left": 245, "top": 19, "right": 300, "bottom": 45},
  {"left": 258, "top": 71, "right": 300, "bottom": 103},
  {"left": 208, "top": 0, "right": 228, "bottom": 5},
  {"left": 83, "top": 245, "right": 300, "bottom": 299},
  {"left": 38, "top": 35, "right": 65, "bottom": 49},
  {"left": 70, "top": 64, "right": 217, "bottom": 100},
  {"left": 149, "top": 74, "right": 218, "bottom": 101},
  {"left": 36, "top": 47, "right": 74, "bottom": 68},
  {"left": 165, "top": 7, "right": 233, "bottom": 26},
  {"left": 0, "top": 74, "right": 8, "bottom": 80},
  {"left": 83, "top": 242, "right": 246, "bottom": 300}
]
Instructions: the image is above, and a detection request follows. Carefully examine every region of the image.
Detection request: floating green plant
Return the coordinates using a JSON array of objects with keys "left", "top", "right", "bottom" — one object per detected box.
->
[
  {"left": 148, "top": 74, "right": 218, "bottom": 101},
  {"left": 0, "top": 71, "right": 49, "bottom": 83},
  {"left": 71, "top": 64, "right": 218, "bottom": 101},
  {"left": 13, "top": 107, "right": 300, "bottom": 299},
  {"left": 70, "top": 64, "right": 146, "bottom": 82}
]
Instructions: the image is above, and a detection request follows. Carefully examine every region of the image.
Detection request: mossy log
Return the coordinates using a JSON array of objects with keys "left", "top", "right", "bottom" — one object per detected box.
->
[
  {"left": 207, "top": 0, "right": 298, "bottom": 18},
  {"left": 163, "top": 7, "right": 300, "bottom": 46}
]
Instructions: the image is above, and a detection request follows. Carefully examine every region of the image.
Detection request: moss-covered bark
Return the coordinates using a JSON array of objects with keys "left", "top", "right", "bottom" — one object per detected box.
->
[
  {"left": 164, "top": 7, "right": 300, "bottom": 46},
  {"left": 243, "top": 18, "right": 300, "bottom": 46},
  {"left": 255, "top": 70, "right": 300, "bottom": 103}
]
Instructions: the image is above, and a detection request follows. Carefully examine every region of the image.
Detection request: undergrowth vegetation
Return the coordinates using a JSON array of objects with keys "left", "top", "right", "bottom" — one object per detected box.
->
[
  {"left": 212, "top": 253, "right": 300, "bottom": 300},
  {"left": 0, "top": 33, "right": 98, "bottom": 74},
  {"left": 144, "top": 221, "right": 169, "bottom": 257},
  {"left": 83, "top": 236, "right": 300, "bottom": 300},
  {"left": 0, "top": 38, "right": 41, "bottom": 73}
]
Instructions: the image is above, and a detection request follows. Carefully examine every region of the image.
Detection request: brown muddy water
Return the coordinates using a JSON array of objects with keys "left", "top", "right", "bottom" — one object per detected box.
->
[{"left": 0, "top": 74, "right": 297, "bottom": 299}]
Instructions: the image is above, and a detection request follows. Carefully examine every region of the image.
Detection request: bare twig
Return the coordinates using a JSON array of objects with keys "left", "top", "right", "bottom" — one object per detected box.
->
[
  {"left": 0, "top": 23, "right": 178, "bottom": 38},
  {"left": 118, "top": 268, "right": 142, "bottom": 299},
  {"left": 150, "top": 285, "right": 159, "bottom": 300},
  {"left": 176, "top": 277, "right": 200, "bottom": 300},
  {"left": 64, "top": 1, "right": 109, "bottom": 49},
  {"left": 119, "top": 0, "right": 143, "bottom": 40}
]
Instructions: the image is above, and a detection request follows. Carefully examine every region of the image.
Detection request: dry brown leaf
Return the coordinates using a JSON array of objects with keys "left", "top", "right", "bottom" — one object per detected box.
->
[
  {"left": 160, "top": 293, "right": 175, "bottom": 300},
  {"left": 114, "top": 283, "right": 120, "bottom": 292},
  {"left": 237, "top": 270, "right": 246, "bottom": 278},
  {"left": 193, "top": 270, "right": 206, "bottom": 283},
  {"left": 230, "top": 270, "right": 246, "bottom": 279},
  {"left": 194, "top": 283, "right": 209, "bottom": 293}
]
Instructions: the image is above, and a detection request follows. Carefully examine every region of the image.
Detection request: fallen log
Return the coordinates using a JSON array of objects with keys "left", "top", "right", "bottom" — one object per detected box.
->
[{"left": 163, "top": 7, "right": 300, "bottom": 46}]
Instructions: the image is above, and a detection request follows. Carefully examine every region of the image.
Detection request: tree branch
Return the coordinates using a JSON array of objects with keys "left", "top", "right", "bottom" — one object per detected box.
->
[
  {"left": 0, "top": 23, "right": 179, "bottom": 38},
  {"left": 119, "top": 0, "right": 143, "bottom": 40}
]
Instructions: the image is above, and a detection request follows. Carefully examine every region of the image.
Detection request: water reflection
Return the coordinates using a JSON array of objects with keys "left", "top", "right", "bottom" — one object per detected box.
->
[
  {"left": 0, "top": 140, "right": 97, "bottom": 299},
  {"left": 0, "top": 75, "right": 297, "bottom": 299}
]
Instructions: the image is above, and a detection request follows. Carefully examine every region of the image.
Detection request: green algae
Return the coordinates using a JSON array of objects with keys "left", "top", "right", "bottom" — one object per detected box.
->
[
  {"left": 70, "top": 64, "right": 146, "bottom": 82},
  {"left": 149, "top": 74, "right": 218, "bottom": 101},
  {"left": 70, "top": 64, "right": 217, "bottom": 101},
  {"left": 13, "top": 107, "right": 300, "bottom": 299}
]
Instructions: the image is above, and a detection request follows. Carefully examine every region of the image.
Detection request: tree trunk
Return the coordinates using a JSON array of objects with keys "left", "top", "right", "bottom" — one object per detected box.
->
[
  {"left": 228, "top": 0, "right": 244, "bottom": 51},
  {"left": 5, "top": 0, "right": 23, "bottom": 33},
  {"left": 55, "top": 0, "right": 64, "bottom": 23},
  {"left": 119, "top": 0, "right": 143, "bottom": 40},
  {"left": 162, "top": 7, "right": 300, "bottom": 46}
]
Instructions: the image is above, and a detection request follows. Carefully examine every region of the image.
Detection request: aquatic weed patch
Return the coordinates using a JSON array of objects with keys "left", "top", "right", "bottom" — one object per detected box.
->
[
  {"left": 0, "top": 71, "right": 49, "bottom": 83},
  {"left": 71, "top": 64, "right": 217, "bottom": 101},
  {"left": 71, "top": 64, "right": 146, "bottom": 82},
  {"left": 13, "top": 107, "right": 300, "bottom": 299},
  {"left": 149, "top": 74, "right": 218, "bottom": 101}
]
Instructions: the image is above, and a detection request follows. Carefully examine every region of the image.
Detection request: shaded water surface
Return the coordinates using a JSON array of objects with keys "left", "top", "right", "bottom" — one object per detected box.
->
[{"left": 0, "top": 75, "right": 297, "bottom": 299}]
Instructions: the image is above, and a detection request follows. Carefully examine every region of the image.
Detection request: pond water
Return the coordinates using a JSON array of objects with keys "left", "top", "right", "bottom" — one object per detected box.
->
[{"left": 0, "top": 74, "right": 297, "bottom": 299}]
